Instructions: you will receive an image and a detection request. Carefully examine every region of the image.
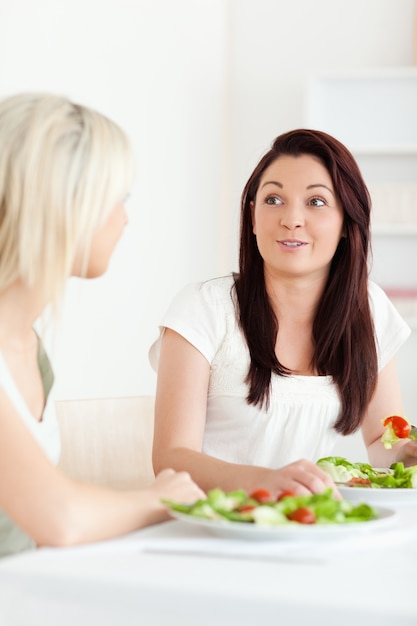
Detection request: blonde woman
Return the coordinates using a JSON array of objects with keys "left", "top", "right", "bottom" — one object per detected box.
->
[{"left": 0, "top": 93, "right": 204, "bottom": 557}]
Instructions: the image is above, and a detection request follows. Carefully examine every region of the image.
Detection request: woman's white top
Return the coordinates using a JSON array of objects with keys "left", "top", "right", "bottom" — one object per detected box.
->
[
  {"left": 0, "top": 352, "right": 60, "bottom": 558},
  {"left": 149, "top": 275, "right": 411, "bottom": 467}
]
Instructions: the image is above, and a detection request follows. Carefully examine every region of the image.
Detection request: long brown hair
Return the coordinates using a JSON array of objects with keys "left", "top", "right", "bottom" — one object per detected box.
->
[{"left": 234, "top": 129, "right": 377, "bottom": 435}]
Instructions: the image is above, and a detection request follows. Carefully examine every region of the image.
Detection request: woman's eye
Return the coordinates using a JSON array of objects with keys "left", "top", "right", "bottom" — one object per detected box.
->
[
  {"left": 309, "top": 197, "right": 325, "bottom": 207},
  {"left": 265, "top": 196, "right": 282, "bottom": 206}
]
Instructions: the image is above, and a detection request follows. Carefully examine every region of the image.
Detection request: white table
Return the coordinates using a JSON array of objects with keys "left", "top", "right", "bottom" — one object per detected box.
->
[{"left": 0, "top": 503, "right": 416, "bottom": 626}]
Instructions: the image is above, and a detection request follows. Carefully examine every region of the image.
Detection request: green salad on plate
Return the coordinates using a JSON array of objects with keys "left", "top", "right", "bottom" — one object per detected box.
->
[
  {"left": 317, "top": 456, "right": 417, "bottom": 489},
  {"left": 163, "top": 486, "right": 378, "bottom": 526}
]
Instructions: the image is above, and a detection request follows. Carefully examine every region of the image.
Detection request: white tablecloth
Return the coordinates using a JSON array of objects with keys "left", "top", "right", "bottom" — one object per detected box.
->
[{"left": 0, "top": 503, "right": 416, "bottom": 625}]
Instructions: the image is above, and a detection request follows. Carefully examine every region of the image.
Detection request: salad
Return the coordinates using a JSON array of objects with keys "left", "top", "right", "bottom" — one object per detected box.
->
[
  {"left": 381, "top": 415, "right": 417, "bottom": 449},
  {"left": 317, "top": 456, "right": 417, "bottom": 489},
  {"left": 163, "top": 487, "right": 378, "bottom": 526}
]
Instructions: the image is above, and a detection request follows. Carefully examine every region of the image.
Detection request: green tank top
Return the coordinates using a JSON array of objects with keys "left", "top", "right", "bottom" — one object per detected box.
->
[
  {"left": 37, "top": 336, "right": 54, "bottom": 401},
  {"left": 0, "top": 336, "right": 58, "bottom": 558}
]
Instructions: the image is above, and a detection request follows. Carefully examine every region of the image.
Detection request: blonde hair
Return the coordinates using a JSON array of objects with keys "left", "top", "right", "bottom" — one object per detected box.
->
[{"left": 0, "top": 92, "right": 134, "bottom": 308}]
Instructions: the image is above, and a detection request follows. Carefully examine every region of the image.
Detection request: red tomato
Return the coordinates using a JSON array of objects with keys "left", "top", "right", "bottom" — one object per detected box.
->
[
  {"left": 276, "top": 490, "right": 296, "bottom": 502},
  {"left": 249, "top": 488, "right": 272, "bottom": 503},
  {"left": 383, "top": 415, "right": 411, "bottom": 439},
  {"left": 287, "top": 507, "right": 316, "bottom": 524},
  {"left": 348, "top": 477, "right": 371, "bottom": 486},
  {"left": 237, "top": 504, "right": 256, "bottom": 513}
]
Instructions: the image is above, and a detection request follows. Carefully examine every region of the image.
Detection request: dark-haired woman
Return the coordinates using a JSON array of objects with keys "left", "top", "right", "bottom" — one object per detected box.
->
[{"left": 150, "top": 129, "right": 414, "bottom": 497}]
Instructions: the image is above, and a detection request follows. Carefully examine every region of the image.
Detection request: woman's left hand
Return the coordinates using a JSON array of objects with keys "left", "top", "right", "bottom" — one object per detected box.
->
[{"left": 394, "top": 439, "right": 417, "bottom": 466}]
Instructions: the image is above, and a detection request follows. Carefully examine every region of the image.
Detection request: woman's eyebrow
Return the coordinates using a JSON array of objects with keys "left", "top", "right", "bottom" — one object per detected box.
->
[
  {"left": 260, "top": 180, "right": 283, "bottom": 189},
  {"left": 307, "top": 183, "right": 335, "bottom": 196},
  {"left": 260, "top": 181, "right": 335, "bottom": 196}
]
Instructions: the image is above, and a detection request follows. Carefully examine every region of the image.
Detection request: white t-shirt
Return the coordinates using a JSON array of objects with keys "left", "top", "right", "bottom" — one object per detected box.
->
[
  {"left": 149, "top": 275, "right": 411, "bottom": 467},
  {"left": 0, "top": 351, "right": 60, "bottom": 558}
]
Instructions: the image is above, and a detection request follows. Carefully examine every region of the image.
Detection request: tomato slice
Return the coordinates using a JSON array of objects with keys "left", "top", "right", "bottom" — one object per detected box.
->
[
  {"left": 276, "top": 490, "right": 296, "bottom": 502},
  {"left": 383, "top": 415, "right": 411, "bottom": 439},
  {"left": 348, "top": 477, "right": 372, "bottom": 486},
  {"left": 287, "top": 507, "right": 316, "bottom": 524},
  {"left": 237, "top": 504, "right": 256, "bottom": 513},
  {"left": 249, "top": 488, "right": 272, "bottom": 503}
]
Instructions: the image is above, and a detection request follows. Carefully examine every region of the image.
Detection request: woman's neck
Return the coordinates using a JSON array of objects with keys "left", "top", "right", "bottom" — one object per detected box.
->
[
  {"left": 264, "top": 272, "right": 325, "bottom": 325},
  {"left": 0, "top": 280, "right": 44, "bottom": 351}
]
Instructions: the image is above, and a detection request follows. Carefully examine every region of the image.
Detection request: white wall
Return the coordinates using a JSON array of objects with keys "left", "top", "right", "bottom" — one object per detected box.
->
[{"left": 1, "top": 0, "right": 416, "bottom": 417}]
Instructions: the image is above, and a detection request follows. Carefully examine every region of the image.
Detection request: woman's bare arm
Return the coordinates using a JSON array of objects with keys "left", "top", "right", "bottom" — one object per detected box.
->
[
  {"left": 153, "top": 329, "right": 336, "bottom": 497},
  {"left": 0, "top": 388, "right": 204, "bottom": 548},
  {"left": 362, "top": 356, "right": 417, "bottom": 467}
]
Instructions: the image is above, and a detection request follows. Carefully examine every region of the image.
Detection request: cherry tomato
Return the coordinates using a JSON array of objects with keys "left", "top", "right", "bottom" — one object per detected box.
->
[
  {"left": 287, "top": 507, "right": 316, "bottom": 524},
  {"left": 348, "top": 477, "right": 371, "bottom": 486},
  {"left": 383, "top": 415, "right": 411, "bottom": 439},
  {"left": 237, "top": 504, "right": 256, "bottom": 513},
  {"left": 249, "top": 488, "right": 272, "bottom": 503},
  {"left": 276, "top": 490, "right": 296, "bottom": 501}
]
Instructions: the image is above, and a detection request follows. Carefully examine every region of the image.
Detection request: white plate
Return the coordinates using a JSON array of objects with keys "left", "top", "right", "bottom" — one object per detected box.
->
[
  {"left": 338, "top": 485, "right": 417, "bottom": 506},
  {"left": 170, "top": 507, "right": 396, "bottom": 541}
]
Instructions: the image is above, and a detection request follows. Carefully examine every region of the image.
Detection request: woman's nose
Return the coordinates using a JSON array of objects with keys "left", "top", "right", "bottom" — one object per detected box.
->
[{"left": 279, "top": 204, "right": 304, "bottom": 230}]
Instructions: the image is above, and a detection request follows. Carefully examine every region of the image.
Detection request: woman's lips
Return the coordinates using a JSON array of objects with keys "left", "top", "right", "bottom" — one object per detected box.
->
[{"left": 277, "top": 239, "right": 308, "bottom": 249}]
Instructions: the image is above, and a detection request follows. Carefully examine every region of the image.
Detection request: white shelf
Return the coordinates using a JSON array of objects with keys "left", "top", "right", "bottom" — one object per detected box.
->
[
  {"left": 372, "top": 224, "right": 417, "bottom": 235},
  {"left": 352, "top": 145, "right": 417, "bottom": 156},
  {"left": 307, "top": 67, "right": 417, "bottom": 80},
  {"left": 306, "top": 68, "right": 417, "bottom": 147}
]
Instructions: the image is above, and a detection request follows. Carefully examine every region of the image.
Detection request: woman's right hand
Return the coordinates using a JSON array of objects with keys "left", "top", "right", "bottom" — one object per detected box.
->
[
  {"left": 259, "top": 458, "right": 339, "bottom": 498},
  {"left": 150, "top": 468, "right": 205, "bottom": 506}
]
